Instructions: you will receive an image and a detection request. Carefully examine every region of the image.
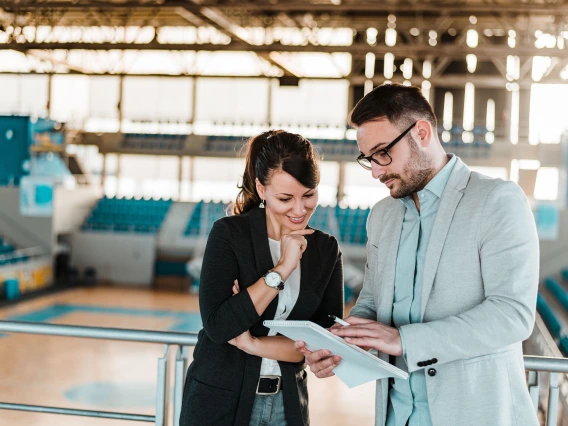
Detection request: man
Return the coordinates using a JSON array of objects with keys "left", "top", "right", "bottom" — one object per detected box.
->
[{"left": 296, "top": 83, "right": 539, "bottom": 426}]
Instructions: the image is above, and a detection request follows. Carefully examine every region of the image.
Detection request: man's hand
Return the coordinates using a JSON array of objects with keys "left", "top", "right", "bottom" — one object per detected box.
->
[
  {"left": 330, "top": 316, "right": 403, "bottom": 356},
  {"left": 294, "top": 341, "right": 341, "bottom": 379}
]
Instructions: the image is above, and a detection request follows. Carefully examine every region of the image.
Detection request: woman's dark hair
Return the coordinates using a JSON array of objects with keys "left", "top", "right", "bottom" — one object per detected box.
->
[
  {"left": 348, "top": 83, "right": 437, "bottom": 131},
  {"left": 233, "top": 130, "right": 320, "bottom": 215}
]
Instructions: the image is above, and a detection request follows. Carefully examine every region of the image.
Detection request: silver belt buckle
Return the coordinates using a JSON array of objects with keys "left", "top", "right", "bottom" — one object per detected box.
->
[{"left": 256, "top": 375, "right": 282, "bottom": 395}]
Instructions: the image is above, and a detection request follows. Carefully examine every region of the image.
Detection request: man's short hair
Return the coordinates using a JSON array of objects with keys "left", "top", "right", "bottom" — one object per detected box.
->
[{"left": 348, "top": 83, "right": 437, "bottom": 132}]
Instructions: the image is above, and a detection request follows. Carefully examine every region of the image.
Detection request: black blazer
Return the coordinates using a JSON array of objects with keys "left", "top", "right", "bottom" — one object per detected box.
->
[{"left": 179, "top": 207, "right": 344, "bottom": 426}]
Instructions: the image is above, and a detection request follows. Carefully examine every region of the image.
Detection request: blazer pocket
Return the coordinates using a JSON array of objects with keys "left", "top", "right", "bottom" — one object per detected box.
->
[
  {"left": 462, "top": 349, "right": 514, "bottom": 365},
  {"left": 184, "top": 378, "right": 235, "bottom": 425}
]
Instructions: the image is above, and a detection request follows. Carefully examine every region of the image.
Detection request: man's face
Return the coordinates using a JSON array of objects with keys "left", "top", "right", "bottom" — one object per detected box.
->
[{"left": 356, "top": 119, "right": 434, "bottom": 199}]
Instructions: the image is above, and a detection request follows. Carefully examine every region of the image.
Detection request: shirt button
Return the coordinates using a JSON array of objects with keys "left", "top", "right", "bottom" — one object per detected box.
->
[{"left": 428, "top": 368, "right": 437, "bottom": 377}]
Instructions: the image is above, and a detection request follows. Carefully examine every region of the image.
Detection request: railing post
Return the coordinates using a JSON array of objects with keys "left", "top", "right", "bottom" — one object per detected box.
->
[
  {"left": 155, "top": 345, "right": 170, "bottom": 426},
  {"left": 182, "top": 346, "right": 190, "bottom": 377},
  {"left": 174, "top": 345, "right": 186, "bottom": 426},
  {"left": 528, "top": 370, "right": 540, "bottom": 413},
  {"left": 547, "top": 372, "right": 559, "bottom": 426}
]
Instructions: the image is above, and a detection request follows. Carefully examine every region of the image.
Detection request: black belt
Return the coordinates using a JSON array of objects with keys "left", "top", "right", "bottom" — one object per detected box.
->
[{"left": 256, "top": 375, "right": 282, "bottom": 395}]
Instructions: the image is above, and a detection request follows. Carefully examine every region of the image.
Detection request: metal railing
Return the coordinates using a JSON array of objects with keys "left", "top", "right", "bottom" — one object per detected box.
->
[
  {"left": 525, "top": 356, "right": 568, "bottom": 426},
  {"left": 0, "top": 320, "right": 197, "bottom": 426},
  {"left": 0, "top": 320, "right": 567, "bottom": 425}
]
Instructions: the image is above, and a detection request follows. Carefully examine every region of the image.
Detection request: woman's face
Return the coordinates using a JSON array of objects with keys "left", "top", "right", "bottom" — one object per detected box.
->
[{"left": 256, "top": 170, "right": 319, "bottom": 234}]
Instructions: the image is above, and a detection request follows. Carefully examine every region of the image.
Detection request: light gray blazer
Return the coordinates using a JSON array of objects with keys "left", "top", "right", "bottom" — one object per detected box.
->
[{"left": 350, "top": 156, "right": 540, "bottom": 426}]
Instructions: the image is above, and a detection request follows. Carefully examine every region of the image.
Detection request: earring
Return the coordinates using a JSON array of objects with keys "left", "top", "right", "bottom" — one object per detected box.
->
[{"left": 259, "top": 199, "right": 265, "bottom": 209}]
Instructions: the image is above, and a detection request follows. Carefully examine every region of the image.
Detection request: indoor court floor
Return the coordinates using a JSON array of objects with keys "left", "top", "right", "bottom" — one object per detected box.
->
[{"left": 0, "top": 286, "right": 375, "bottom": 426}]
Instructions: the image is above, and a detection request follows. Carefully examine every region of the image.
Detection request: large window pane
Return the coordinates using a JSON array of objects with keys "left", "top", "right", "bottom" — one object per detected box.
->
[
  {"left": 51, "top": 75, "right": 91, "bottom": 126},
  {"left": 195, "top": 78, "right": 269, "bottom": 123},
  {"left": 271, "top": 79, "right": 349, "bottom": 126},
  {"left": 122, "top": 77, "right": 192, "bottom": 122}
]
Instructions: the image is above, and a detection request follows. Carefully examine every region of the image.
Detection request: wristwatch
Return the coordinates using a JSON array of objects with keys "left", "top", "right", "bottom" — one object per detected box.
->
[{"left": 262, "top": 270, "right": 285, "bottom": 291}]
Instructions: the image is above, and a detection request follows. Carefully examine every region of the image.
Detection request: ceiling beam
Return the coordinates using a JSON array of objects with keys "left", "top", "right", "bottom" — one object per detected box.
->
[
  {"left": 25, "top": 50, "right": 95, "bottom": 74},
  {"left": 4, "top": 41, "right": 568, "bottom": 59},
  {"left": 181, "top": 4, "right": 298, "bottom": 77},
  {"left": 4, "top": 1, "right": 568, "bottom": 15},
  {"left": 0, "top": 70, "right": 559, "bottom": 89}
]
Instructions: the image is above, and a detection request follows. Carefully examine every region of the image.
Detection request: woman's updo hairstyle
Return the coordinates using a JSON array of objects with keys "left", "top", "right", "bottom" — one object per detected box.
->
[{"left": 233, "top": 130, "right": 320, "bottom": 215}]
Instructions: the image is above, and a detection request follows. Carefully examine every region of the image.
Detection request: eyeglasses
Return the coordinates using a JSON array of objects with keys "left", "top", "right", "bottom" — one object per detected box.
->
[{"left": 356, "top": 122, "right": 417, "bottom": 170}]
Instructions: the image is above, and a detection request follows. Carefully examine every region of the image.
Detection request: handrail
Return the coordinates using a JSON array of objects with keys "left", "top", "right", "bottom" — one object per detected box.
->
[
  {"left": 524, "top": 355, "right": 568, "bottom": 374},
  {"left": 0, "top": 320, "right": 567, "bottom": 425},
  {"left": 0, "top": 320, "right": 198, "bottom": 345},
  {"left": 0, "top": 320, "right": 197, "bottom": 426}
]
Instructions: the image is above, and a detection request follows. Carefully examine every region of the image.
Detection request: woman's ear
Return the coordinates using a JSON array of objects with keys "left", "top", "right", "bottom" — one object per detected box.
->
[{"left": 255, "top": 178, "right": 265, "bottom": 201}]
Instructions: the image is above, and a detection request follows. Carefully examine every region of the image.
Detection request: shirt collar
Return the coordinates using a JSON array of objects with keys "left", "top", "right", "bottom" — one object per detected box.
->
[{"left": 422, "top": 154, "right": 457, "bottom": 199}]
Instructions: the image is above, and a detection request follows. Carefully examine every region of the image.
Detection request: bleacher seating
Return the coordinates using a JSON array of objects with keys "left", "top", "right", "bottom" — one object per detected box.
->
[
  {"left": 537, "top": 293, "right": 568, "bottom": 355},
  {"left": 335, "top": 206, "right": 371, "bottom": 245},
  {"left": 538, "top": 271, "right": 568, "bottom": 355},
  {"left": 0, "top": 236, "right": 30, "bottom": 267},
  {"left": 545, "top": 277, "right": 568, "bottom": 311},
  {"left": 122, "top": 133, "right": 186, "bottom": 151},
  {"left": 182, "top": 202, "right": 370, "bottom": 246},
  {"left": 204, "top": 135, "right": 360, "bottom": 157},
  {"left": 184, "top": 201, "right": 229, "bottom": 237},
  {"left": 81, "top": 196, "right": 172, "bottom": 234},
  {"left": 307, "top": 206, "right": 337, "bottom": 236}
]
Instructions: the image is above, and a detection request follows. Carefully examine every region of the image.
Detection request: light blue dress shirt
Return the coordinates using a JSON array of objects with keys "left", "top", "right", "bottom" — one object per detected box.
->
[{"left": 386, "top": 155, "right": 457, "bottom": 426}]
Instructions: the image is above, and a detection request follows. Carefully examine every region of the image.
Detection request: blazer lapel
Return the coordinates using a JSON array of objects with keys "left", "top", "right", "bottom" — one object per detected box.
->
[
  {"left": 248, "top": 207, "right": 279, "bottom": 321},
  {"left": 376, "top": 201, "right": 405, "bottom": 325},
  {"left": 420, "top": 158, "right": 471, "bottom": 320}
]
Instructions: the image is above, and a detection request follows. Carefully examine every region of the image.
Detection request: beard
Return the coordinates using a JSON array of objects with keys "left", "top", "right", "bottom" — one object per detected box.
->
[{"left": 382, "top": 137, "right": 434, "bottom": 199}]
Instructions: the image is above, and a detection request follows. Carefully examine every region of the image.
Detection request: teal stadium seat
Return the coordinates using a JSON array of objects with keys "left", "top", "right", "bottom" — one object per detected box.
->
[{"left": 82, "top": 197, "right": 172, "bottom": 234}]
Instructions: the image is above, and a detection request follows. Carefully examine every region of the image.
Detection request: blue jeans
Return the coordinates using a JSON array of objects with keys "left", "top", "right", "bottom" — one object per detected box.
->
[{"left": 249, "top": 391, "right": 287, "bottom": 426}]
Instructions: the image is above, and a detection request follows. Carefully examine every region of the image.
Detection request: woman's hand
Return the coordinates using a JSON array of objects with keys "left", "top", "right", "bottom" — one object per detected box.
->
[
  {"left": 274, "top": 229, "right": 315, "bottom": 280},
  {"left": 228, "top": 280, "right": 258, "bottom": 355}
]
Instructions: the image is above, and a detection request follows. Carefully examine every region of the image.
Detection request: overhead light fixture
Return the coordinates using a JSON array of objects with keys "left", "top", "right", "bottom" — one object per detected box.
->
[
  {"left": 428, "top": 30, "right": 437, "bottom": 46},
  {"left": 463, "top": 82, "right": 475, "bottom": 132},
  {"left": 510, "top": 89, "right": 519, "bottom": 144},
  {"left": 422, "top": 60, "right": 432, "bottom": 79},
  {"left": 466, "top": 54, "right": 477, "bottom": 73},
  {"left": 486, "top": 99, "right": 495, "bottom": 132},
  {"left": 443, "top": 92, "right": 453, "bottom": 131},
  {"left": 508, "top": 30, "right": 516, "bottom": 48},
  {"left": 532, "top": 56, "right": 552, "bottom": 82},
  {"left": 364, "top": 79, "right": 373, "bottom": 95},
  {"left": 560, "top": 64, "right": 568, "bottom": 80},
  {"left": 506, "top": 55, "right": 520, "bottom": 80},
  {"left": 384, "top": 52, "right": 394, "bottom": 79},
  {"left": 466, "top": 29, "right": 478, "bottom": 48},
  {"left": 421, "top": 80, "right": 431, "bottom": 102},
  {"left": 365, "top": 52, "right": 375, "bottom": 79},
  {"left": 366, "top": 28, "right": 378, "bottom": 45},
  {"left": 403, "top": 58, "right": 413, "bottom": 79},
  {"left": 385, "top": 28, "right": 397, "bottom": 47}
]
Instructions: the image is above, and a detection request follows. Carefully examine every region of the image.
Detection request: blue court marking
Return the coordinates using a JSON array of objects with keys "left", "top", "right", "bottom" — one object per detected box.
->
[
  {"left": 1, "top": 303, "right": 202, "bottom": 338},
  {"left": 65, "top": 382, "right": 156, "bottom": 408},
  {"left": 1, "top": 303, "right": 202, "bottom": 408}
]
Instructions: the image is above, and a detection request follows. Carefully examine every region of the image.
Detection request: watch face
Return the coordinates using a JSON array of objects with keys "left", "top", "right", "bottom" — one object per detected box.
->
[{"left": 264, "top": 272, "right": 281, "bottom": 287}]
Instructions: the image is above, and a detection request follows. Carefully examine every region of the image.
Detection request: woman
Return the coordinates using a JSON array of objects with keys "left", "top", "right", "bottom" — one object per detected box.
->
[{"left": 179, "top": 130, "right": 344, "bottom": 426}]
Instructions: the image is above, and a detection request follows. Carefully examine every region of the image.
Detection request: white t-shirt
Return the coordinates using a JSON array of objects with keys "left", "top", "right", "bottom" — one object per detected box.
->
[{"left": 259, "top": 238, "right": 301, "bottom": 376}]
